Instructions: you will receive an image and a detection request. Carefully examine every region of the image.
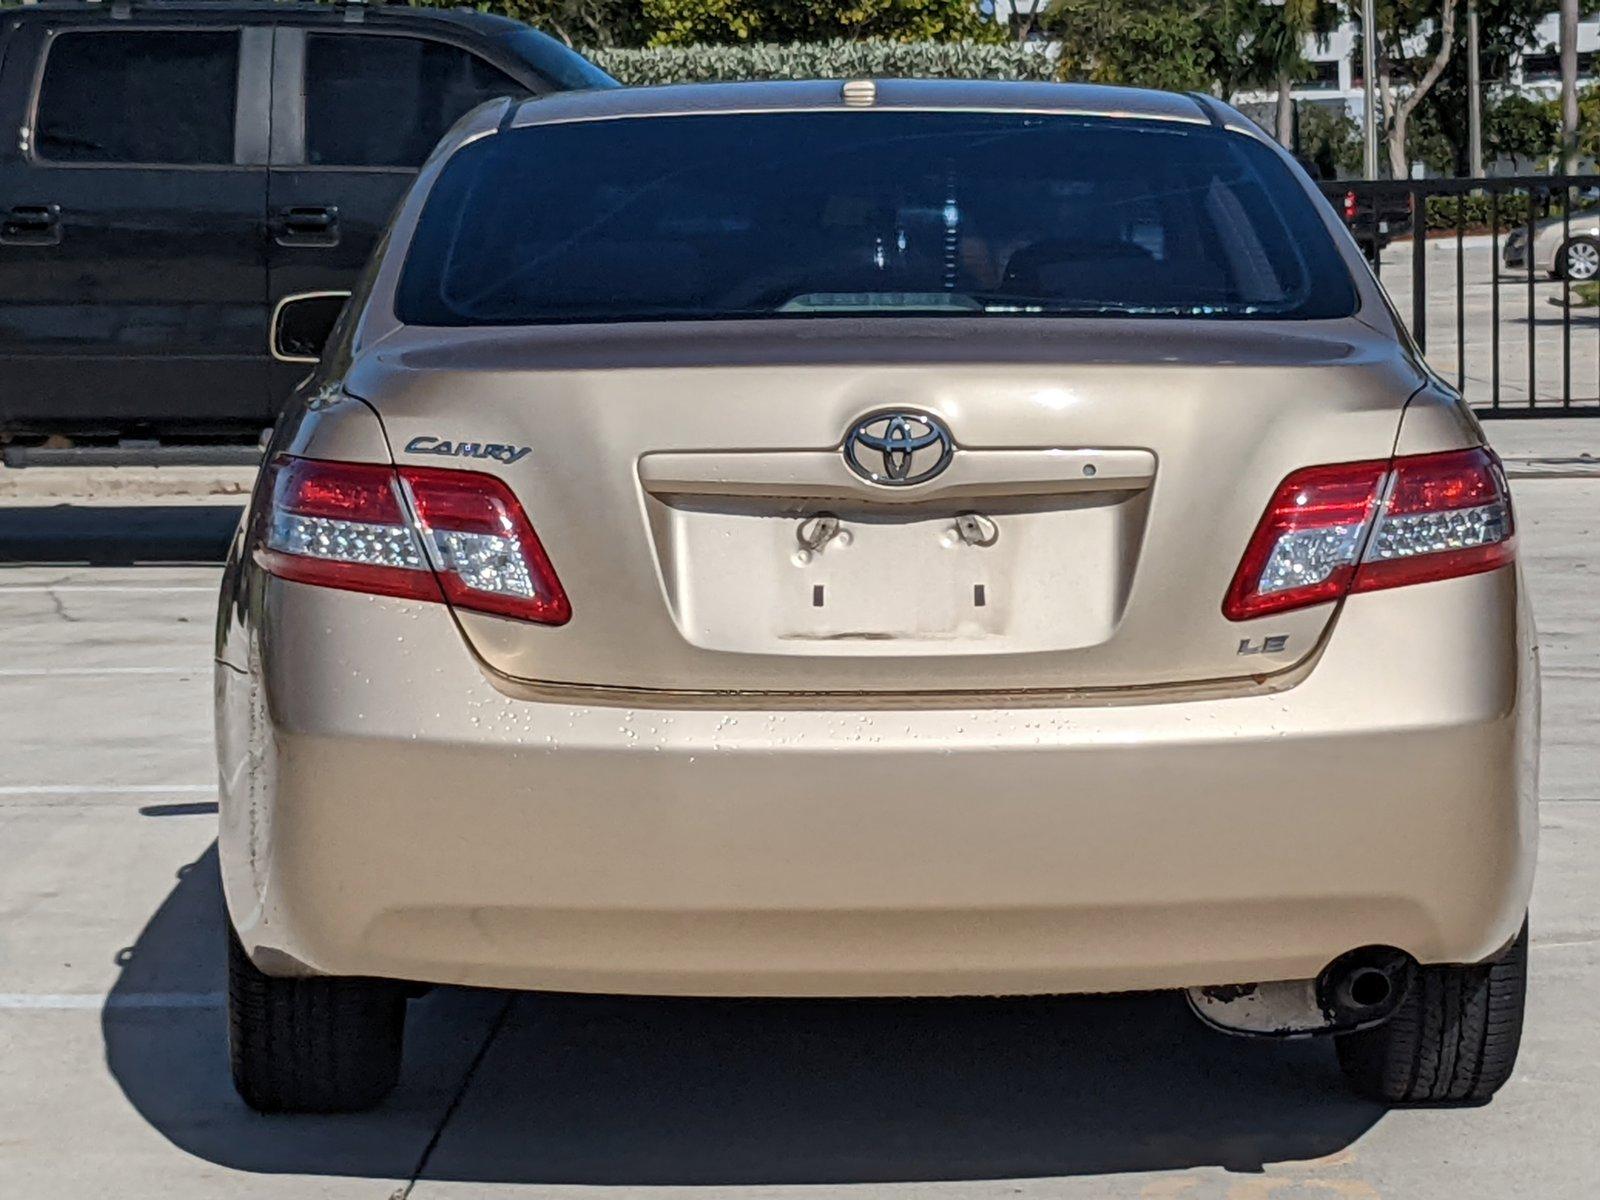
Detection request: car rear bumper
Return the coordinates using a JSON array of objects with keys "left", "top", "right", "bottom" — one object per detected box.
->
[
  {"left": 1503, "top": 232, "right": 1537, "bottom": 271},
  {"left": 217, "top": 567, "right": 1538, "bottom": 998}
]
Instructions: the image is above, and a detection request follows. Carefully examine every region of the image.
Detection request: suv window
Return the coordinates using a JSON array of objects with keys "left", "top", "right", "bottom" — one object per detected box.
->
[
  {"left": 35, "top": 30, "right": 239, "bottom": 164},
  {"left": 396, "top": 112, "right": 1359, "bottom": 326},
  {"left": 304, "top": 34, "right": 527, "bottom": 168}
]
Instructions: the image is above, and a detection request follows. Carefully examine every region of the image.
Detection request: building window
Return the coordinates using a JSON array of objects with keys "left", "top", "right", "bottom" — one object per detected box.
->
[
  {"left": 1522, "top": 51, "right": 1598, "bottom": 81},
  {"left": 1302, "top": 60, "right": 1342, "bottom": 91}
]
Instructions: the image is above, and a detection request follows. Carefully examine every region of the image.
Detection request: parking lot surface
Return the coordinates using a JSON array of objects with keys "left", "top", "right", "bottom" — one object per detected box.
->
[{"left": 2, "top": 455, "right": 1597, "bottom": 1198}]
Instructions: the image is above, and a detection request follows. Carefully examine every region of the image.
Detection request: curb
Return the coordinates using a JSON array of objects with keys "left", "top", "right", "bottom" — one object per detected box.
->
[
  {"left": 1503, "top": 457, "right": 1600, "bottom": 478},
  {"left": 0, "top": 465, "right": 258, "bottom": 504}
]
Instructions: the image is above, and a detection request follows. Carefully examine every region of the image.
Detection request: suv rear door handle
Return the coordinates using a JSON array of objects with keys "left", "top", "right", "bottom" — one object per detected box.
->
[
  {"left": 1, "top": 204, "right": 62, "bottom": 246},
  {"left": 275, "top": 205, "right": 340, "bottom": 247}
]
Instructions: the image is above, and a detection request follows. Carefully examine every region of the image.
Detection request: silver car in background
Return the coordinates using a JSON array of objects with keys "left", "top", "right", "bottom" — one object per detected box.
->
[{"left": 1503, "top": 209, "right": 1600, "bottom": 279}]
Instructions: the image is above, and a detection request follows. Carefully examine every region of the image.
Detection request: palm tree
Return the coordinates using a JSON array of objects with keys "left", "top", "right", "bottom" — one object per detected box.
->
[{"left": 1249, "top": 0, "right": 1328, "bottom": 147}]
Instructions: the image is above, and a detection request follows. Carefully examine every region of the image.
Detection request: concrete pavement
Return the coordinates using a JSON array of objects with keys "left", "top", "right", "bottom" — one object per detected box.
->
[{"left": 0, "top": 478, "right": 1596, "bottom": 1199}]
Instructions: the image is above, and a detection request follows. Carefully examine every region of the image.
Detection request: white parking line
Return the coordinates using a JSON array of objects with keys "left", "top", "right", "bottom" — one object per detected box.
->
[
  {"left": 0, "top": 666, "right": 207, "bottom": 677},
  {"left": 0, "top": 992, "right": 223, "bottom": 1011},
  {"left": 0, "top": 784, "right": 213, "bottom": 796}
]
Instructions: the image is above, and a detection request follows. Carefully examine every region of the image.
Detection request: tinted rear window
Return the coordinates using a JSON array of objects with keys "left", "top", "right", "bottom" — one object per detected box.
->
[
  {"left": 305, "top": 34, "right": 526, "bottom": 168},
  {"left": 396, "top": 111, "right": 1357, "bottom": 325},
  {"left": 36, "top": 31, "right": 238, "bottom": 164}
]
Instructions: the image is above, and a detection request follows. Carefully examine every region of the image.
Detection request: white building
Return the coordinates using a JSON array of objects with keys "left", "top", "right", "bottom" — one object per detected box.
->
[{"left": 1263, "top": 11, "right": 1600, "bottom": 124}]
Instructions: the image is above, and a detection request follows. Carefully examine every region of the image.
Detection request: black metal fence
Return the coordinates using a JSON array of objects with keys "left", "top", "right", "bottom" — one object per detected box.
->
[{"left": 1320, "top": 175, "right": 1600, "bottom": 418}]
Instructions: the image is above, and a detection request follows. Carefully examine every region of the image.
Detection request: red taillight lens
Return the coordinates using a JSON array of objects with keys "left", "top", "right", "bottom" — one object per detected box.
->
[
  {"left": 400, "top": 465, "right": 570, "bottom": 625},
  {"left": 1353, "top": 449, "right": 1514, "bottom": 594},
  {"left": 1343, "top": 190, "right": 1358, "bottom": 220},
  {"left": 1223, "top": 459, "right": 1388, "bottom": 620},
  {"left": 257, "top": 456, "right": 570, "bottom": 625},
  {"left": 258, "top": 457, "right": 443, "bottom": 603},
  {"left": 1223, "top": 448, "right": 1514, "bottom": 621}
]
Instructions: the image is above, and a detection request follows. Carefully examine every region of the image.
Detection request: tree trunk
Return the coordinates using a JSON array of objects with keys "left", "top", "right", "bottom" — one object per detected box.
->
[
  {"left": 1390, "top": 106, "right": 1411, "bottom": 179},
  {"left": 1561, "top": 0, "right": 1580, "bottom": 172},
  {"left": 1467, "top": 0, "right": 1484, "bottom": 175},
  {"left": 1378, "top": 62, "right": 1404, "bottom": 178},
  {"left": 1386, "top": 0, "right": 1461, "bottom": 179},
  {"left": 1276, "top": 70, "right": 1296, "bottom": 147}
]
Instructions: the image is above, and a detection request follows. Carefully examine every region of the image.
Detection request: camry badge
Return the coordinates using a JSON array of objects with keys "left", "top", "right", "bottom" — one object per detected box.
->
[
  {"left": 843, "top": 410, "right": 954, "bottom": 487},
  {"left": 404, "top": 435, "right": 532, "bottom": 465}
]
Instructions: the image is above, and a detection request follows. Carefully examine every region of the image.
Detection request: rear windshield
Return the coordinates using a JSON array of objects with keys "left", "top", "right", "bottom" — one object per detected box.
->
[{"left": 395, "top": 111, "right": 1358, "bottom": 325}]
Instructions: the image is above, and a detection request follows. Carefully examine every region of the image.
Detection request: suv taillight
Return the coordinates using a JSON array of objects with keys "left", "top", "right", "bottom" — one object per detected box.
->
[
  {"left": 1343, "top": 190, "right": 1358, "bottom": 221},
  {"left": 257, "top": 456, "right": 570, "bottom": 625},
  {"left": 1223, "top": 448, "right": 1514, "bottom": 621}
]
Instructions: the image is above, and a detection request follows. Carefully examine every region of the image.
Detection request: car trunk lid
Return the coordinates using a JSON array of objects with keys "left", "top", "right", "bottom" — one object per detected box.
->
[{"left": 348, "top": 317, "right": 1420, "bottom": 697}]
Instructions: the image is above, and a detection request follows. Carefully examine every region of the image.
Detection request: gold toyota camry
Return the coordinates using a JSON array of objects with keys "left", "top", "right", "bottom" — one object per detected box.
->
[{"left": 216, "top": 80, "right": 1539, "bottom": 1113}]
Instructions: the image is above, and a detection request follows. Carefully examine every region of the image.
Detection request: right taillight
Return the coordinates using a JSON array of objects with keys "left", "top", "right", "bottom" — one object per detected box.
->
[
  {"left": 1223, "top": 448, "right": 1514, "bottom": 621},
  {"left": 1353, "top": 449, "right": 1514, "bottom": 593},
  {"left": 257, "top": 455, "right": 570, "bottom": 625}
]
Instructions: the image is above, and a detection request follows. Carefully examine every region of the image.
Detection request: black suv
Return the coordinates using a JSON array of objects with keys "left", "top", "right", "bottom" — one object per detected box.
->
[{"left": 0, "top": 1, "right": 614, "bottom": 440}]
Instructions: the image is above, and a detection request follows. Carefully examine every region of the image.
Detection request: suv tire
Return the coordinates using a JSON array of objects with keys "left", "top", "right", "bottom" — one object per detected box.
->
[
  {"left": 227, "top": 924, "right": 406, "bottom": 1112},
  {"left": 1335, "top": 919, "right": 1528, "bottom": 1105}
]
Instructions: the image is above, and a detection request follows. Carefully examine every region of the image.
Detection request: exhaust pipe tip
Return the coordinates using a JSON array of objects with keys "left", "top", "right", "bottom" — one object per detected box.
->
[
  {"left": 1316, "top": 946, "right": 1415, "bottom": 1028},
  {"left": 1188, "top": 945, "right": 1421, "bottom": 1038}
]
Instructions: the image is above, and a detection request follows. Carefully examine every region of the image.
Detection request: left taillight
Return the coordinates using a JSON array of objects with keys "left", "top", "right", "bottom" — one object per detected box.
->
[
  {"left": 256, "top": 456, "right": 570, "bottom": 625},
  {"left": 1223, "top": 447, "right": 1514, "bottom": 621}
]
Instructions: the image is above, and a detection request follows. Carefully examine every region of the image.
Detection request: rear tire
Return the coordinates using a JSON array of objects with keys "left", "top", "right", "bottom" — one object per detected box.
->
[
  {"left": 1335, "top": 919, "right": 1528, "bottom": 1105},
  {"left": 227, "top": 924, "right": 406, "bottom": 1113}
]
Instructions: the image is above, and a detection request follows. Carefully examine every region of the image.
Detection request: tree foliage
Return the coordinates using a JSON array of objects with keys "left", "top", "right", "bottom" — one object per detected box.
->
[
  {"left": 1405, "top": 0, "right": 1600, "bottom": 173},
  {"left": 1383, "top": 87, "right": 1600, "bottom": 175},
  {"left": 445, "top": 0, "right": 999, "bottom": 47},
  {"left": 1488, "top": 94, "right": 1563, "bottom": 163},
  {"left": 1047, "top": 0, "right": 1235, "bottom": 94},
  {"left": 442, "top": 0, "right": 1600, "bottom": 175},
  {"left": 639, "top": 0, "right": 1001, "bottom": 46},
  {"left": 455, "top": 0, "right": 649, "bottom": 47},
  {"left": 1249, "top": 0, "right": 1334, "bottom": 143},
  {"left": 1047, "top": 0, "right": 1333, "bottom": 122},
  {"left": 1358, "top": 0, "right": 1463, "bottom": 177},
  {"left": 1298, "top": 103, "right": 1364, "bottom": 177}
]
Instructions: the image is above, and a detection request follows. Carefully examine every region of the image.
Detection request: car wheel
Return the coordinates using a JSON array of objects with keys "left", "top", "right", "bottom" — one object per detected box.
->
[
  {"left": 1559, "top": 236, "right": 1600, "bottom": 281},
  {"left": 227, "top": 923, "right": 406, "bottom": 1113},
  {"left": 1335, "top": 919, "right": 1527, "bottom": 1105}
]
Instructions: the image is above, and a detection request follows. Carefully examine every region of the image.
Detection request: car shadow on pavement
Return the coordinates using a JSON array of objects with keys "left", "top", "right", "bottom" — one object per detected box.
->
[
  {"left": 1510, "top": 311, "right": 1600, "bottom": 327},
  {"left": 0, "top": 504, "right": 241, "bottom": 565},
  {"left": 104, "top": 843, "right": 1386, "bottom": 1186}
]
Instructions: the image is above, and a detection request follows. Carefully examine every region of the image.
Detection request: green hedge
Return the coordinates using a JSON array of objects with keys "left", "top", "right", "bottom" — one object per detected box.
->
[
  {"left": 587, "top": 40, "right": 1055, "bottom": 85},
  {"left": 1421, "top": 192, "right": 1543, "bottom": 232}
]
